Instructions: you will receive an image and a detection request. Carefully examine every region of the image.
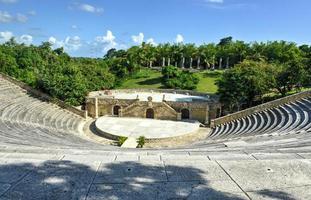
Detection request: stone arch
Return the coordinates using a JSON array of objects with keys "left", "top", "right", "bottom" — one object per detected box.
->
[
  {"left": 146, "top": 108, "right": 155, "bottom": 119},
  {"left": 181, "top": 108, "right": 190, "bottom": 120},
  {"left": 113, "top": 105, "right": 121, "bottom": 116}
]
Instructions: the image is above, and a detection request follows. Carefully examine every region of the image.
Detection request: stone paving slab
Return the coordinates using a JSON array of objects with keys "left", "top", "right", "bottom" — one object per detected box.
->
[
  {"left": 209, "top": 153, "right": 255, "bottom": 161},
  {"left": 139, "top": 155, "right": 161, "bottom": 162},
  {"left": 61, "top": 154, "right": 116, "bottom": 163},
  {"left": 87, "top": 181, "right": 249, "bottom": 200},
  {"left": 164, "top": 160, "right": 230, "bottom": 182},
  {"left": 0, "top": 160, "right": 99, "bottom": 200},
  {"left": 247, "top": 185, "right": 311, "bottom": 200},
  {"left": 115, "top": 155, "right": 139, "bottom": 162},
  {"left": 252, "top": 153, "right": 301, "bottom": 160},
  {"left": 4, "top": 153, "right": 62, "bottom": 160},
  {"left": 0, "top": 184, "right": 10, "bottom": 197},
  {"left": 0, "top": 159, "right": 39, "bottom": 184},
  {"left": 94, "top": 161, "right": 167, "bottom": 184},
  {"left": 218, "top": 160, "right": 311, "bottom": 191},
  {"left": 160, "top": 154, "right": 208, "bottom": 161},
  {"left": 2, "top": 155, "right": 311, "bottom": 199}
]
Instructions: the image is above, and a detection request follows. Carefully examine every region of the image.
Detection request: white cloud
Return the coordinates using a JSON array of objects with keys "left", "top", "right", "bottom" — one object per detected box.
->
[
  {"left": 64, "top": 36, "right": 81, "bottom": 51},
  {"left": 206, "top": 0, "right": 224, "bottom": 3},
  {"left": 48, "top": 36, "right": 81, "bottom": 51},
  {"left": 0, "top": 11, "right": 28, "bottom": 23},
  {"left": 175, "top": 34, "right": 184, "bottom": 43},
  {"left": 19, "top": 34, "right": 33, "bottom": 45},
  {"left": 0, "top": 11, "right": 13, "bottom": 23},
  {"left": 132, "top": 32, "right": 144, "bottom": 44},
  {"left": 146, "top": 38, "right": 156, "bottom": 46},
  {"left": 71, "top": 25, "right": 78, "bottom": 29},
  {"left": 0, "top": 0, "right": 18, "bottom": 3},
  {"left": 74, "top": 3, "right": 103, "bottom": 13},
  {"left": 48, "top": 36, "right": 57, "bottom": 45},
  {"left": 0, "top": 31, "right": 13, "bottom": 43},
  {"left": 94, "top": 30, "right": 117, "bottom": 51}
]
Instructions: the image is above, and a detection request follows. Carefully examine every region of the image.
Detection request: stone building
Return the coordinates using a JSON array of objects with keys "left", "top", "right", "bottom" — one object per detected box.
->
[{"left": 85, "top": 89, "right": 221, "bottom": 125}]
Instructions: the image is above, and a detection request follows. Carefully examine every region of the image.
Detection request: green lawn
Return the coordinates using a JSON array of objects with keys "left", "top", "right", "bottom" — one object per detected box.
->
[
  {"left": 119, "top": 69, "right": 163, "bottom": 89},
  {"left": 195, "top": 70, "right": 223, "bottom": 94},
  {"left": 118, "top": 68, "right": 222, "bottom": 94}
]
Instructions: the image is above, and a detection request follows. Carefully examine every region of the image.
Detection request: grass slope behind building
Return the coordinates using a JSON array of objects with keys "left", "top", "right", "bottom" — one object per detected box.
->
[{"left": 118, "top": 69, "right": 222, "bottom": 94}]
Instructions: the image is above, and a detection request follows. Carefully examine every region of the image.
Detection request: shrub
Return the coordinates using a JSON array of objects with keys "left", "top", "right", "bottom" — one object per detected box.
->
[
  {"left": 137, "top": 136, "right": 146, "bottom": 148},
  {"left": 118, "top": 136, "right": 128, "bottom": 146}
]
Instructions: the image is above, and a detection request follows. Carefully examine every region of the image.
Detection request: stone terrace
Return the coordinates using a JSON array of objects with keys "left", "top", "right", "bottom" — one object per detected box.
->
[{"left": 1, "top": 75, "right": 311, "bottom": 199}]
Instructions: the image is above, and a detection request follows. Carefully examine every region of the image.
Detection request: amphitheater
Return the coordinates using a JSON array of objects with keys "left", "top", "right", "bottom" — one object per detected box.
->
[{"left": 1, "top": 73, "right": 311, "bottom": 199}]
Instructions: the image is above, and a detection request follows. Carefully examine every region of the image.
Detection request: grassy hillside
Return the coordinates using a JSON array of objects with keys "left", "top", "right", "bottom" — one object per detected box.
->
[{"left": 118, "top": 69, "right": 222, "bottom": 94}]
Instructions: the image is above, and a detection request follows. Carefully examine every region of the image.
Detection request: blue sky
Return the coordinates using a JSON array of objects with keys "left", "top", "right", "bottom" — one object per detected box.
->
[{"left": 0, "top": 0, "right": 310, "bottom": 57}]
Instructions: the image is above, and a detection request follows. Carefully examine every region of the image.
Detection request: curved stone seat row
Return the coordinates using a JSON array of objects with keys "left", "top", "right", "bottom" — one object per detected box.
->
[
  {"left": 0, "top": 77, "right": 85, "bottom": 136},
  {"left": 209, "top": 98, "right": 311, "bottom": 140},
  {"left": 0, "top": 118, "right": 105, "bottom": 149}
]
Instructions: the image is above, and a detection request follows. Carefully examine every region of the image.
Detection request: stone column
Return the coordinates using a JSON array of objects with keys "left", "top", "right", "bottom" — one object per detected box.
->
[
  {"left": 181, "top": 57, "right": 185, "bottom": 68},
  {"left": 212, "top": 56, "right": 215, "bottom": 70},
  {"left": 162, "top": 57, "right": 165, "bottom": 67},
  {"left": 226, "top": 57, "right": 229, "bottom": 68},
  {"left": 219, "top": 58, "right": 222, "bottom": 69},
  {"left": 190, "top": 57, "right": 193, "bottom": 69},
  {"left": 84, "top": 110, "right": 88, "bottom": 118},
  {"left": 149, "top": 61, "right": 153, "bottom": 68},
  {"left": 197, "top": 57, "right": 201, "bottom": 69},
  {"left": 95, "top": 97, "right": 98, "bottom": 119},
  {"left": 167, "top": 58, "right": 171, "bottom": 66}
]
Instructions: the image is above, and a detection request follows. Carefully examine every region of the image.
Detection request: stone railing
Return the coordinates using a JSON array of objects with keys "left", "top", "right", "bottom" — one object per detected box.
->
[
  {"left": 0, "top": 73, "right": 87, "bottom": 119},
  {"left": 210, "top": 90, "right": 311, "bottom": 128}
]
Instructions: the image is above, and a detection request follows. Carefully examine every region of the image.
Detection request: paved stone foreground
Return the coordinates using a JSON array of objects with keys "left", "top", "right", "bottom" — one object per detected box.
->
[{"left": 0, "top": 153, "right": 311, "bottom": 200}]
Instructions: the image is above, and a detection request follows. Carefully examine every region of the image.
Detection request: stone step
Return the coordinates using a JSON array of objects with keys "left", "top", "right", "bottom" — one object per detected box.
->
[{"left": 121, "top": 137, "right": 138, "bottom": 148}]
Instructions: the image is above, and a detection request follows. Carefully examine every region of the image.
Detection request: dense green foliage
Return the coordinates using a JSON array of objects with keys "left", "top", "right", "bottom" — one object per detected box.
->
[
  {"left": 161, "top": 66, "right": 199, "bottom": 90},
  {"left": 0, "top": 36, "right": 310, "bottom": 108},
  {"left": 217, "top": 60, "right": 309, "bottom": 111},
  {"left": 0, "top": 40, "right": 115, "bottom": 105}
]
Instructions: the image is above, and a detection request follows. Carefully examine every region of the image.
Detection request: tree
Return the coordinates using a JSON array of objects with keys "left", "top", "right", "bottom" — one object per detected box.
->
[
  {"left": 217, "top": 60, "right": 275, "bottom": 110},
  {"left": 218, "top": 36, "right": 233, "bottom": 46},
  {"left": 272, "top": 60, "right": 306, "bottom": 96},
  {"left": 161, "top": 66, "right": 199, "bottom": 90}
]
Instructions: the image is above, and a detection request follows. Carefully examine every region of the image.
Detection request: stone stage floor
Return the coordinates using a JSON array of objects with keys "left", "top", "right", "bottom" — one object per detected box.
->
[{"left": 95, "top": 117, "right": 201, "bottom": 139}]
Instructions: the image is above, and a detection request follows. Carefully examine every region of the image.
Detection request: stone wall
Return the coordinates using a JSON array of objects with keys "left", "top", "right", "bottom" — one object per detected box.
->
[
  {"left": 0, "top": 73, "right": 87, "bottom": 118},
  {"left": 122, "top": 101, "right": 177, "bottom": 121},
  {"left": 210, "top": 90, "right": 311, "bottom": 127},
  {"left": 85, "top": 89, "right": 222, "bottom": 124}
]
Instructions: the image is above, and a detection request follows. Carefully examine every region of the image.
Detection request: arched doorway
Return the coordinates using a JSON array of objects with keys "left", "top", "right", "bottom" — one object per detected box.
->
[
  {"left": 181, "top": 108, "right": 190, "bottom": 120},
  {"left": 113, "top": 105, "right": 121, "bottom": 116},
  {"left": 146, "top": 108, "right": 154, "bottom": 119}
]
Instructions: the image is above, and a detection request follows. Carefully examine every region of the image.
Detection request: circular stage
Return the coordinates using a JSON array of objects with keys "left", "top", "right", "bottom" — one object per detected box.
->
[{"left": 95, "top": 116, "right": 201, "bottom": 140}]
